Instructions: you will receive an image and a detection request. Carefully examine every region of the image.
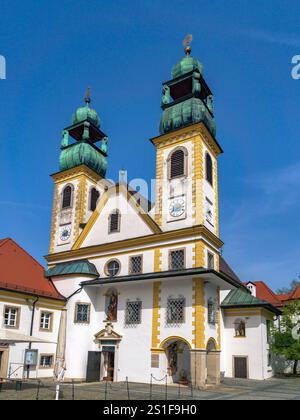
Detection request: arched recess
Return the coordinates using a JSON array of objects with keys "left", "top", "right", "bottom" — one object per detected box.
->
[{"left": 159, "top": 336, "right": 192, "bottom": 385}]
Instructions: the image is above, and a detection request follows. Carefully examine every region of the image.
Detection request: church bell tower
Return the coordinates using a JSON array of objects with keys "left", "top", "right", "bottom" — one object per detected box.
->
[
  {"left": 152, "top": 37, "right": 223, "bottom": 242},
  {"left": 49, "top": 90, "right": 109, "bottom": 254}
]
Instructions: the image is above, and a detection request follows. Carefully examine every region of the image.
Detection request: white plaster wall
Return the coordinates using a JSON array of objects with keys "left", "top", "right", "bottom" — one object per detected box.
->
[
  {"left": 90, "top": 249, "right": 155, "bottom": 278},
  {"left": 223, "top": 314, "right": 268, "bottom": 380},
  {"left": 82, "top": 193, "right": 154, "bottom": 248},
  {"left": 204, "top": 282, "right": 219, "bottom": 347},
  {"left": 159, "top": 140, "right": 194, "bottom": 231}
]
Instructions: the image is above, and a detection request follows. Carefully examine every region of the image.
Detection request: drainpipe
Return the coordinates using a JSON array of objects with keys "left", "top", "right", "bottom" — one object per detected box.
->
[{"left": 27, "top": 297, "right": 39, "bottom": 379}]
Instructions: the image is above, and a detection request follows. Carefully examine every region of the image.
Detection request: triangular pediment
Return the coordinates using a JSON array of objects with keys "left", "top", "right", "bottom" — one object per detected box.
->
[
  {"left": 73, "top": 184, "right": 161, "bottom": 249},
  {"left": 94, "top": 326, "right": 122, "bottom": 341}
]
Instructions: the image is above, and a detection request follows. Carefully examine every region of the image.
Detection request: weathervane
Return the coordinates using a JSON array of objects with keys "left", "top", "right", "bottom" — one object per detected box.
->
[
  {"left": 183, "top": 34, "right": 193, "bottom": 56},
  {"left": 85, "top": 86, "right": 91, "bottom": 104}
]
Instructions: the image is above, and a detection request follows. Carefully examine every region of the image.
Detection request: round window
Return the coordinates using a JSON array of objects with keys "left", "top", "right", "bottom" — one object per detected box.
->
[{"left": 106, "top": 260, "right": 120, "bottom": 277}]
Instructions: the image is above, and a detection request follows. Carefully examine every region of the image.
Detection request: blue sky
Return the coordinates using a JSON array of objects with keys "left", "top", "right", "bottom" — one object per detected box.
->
[{"left": 0, "top": 0, "right": 300, "bottom": 291}]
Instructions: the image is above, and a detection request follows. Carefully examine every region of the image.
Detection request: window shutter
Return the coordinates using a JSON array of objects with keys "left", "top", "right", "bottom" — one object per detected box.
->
[
  {"left": 170, "top": 150, "right": 185, "bottom": 178},
  {"left": 110, "top": 212, "right": 120, "bottom": 232}
]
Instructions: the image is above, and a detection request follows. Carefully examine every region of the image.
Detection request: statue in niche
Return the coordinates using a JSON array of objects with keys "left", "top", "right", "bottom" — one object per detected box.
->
[
  {"left": 161, "top": 85, "right": 170, "bottom": 106},
  {"left": 61, "top": 130, "right": 69, "bottom": 147},
  {"left": 167, "top": 342, "right": 178, "bottom": 375},
  {"left": 106, "top": 290, "right": 118, "bottom": 322},
  {"left": 192, "top": 72, "right": 201, "bottom": 95},
  {"left": 235, "top": 319, "right": 246, "bottom": 337},
  {"left": 206, "top": 95, "right": 214, "bottom": 114},
  {"left": 101, "top": 136, "right": 108, "bottom": 154}
]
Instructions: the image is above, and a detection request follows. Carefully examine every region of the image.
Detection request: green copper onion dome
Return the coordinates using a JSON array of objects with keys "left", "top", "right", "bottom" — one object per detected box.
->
[
  {"left": 59, "top": 141, "right": 107, "bottom": 177},
  {"left": 58, "top": 89, "right": 108, "bottom": 178},
  {"left": 172, "top": 52, "right": 203, "bottom": 79},
  {"left": 72, "top": 88, "right": 101, "bottom": 128}
]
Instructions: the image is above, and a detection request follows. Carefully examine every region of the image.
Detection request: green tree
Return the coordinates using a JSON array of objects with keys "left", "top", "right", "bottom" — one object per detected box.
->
[{"left": 271, "top": 301, "right": 300, "bottom": 375}]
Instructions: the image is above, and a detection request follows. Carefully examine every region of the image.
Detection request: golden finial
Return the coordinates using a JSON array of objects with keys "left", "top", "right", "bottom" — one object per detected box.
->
[
  {"left": 85, "top": 87, "right": 91, "bottom": 104},
  {"left": 183, "top": 34, "right": 193, "bottom": 56}
]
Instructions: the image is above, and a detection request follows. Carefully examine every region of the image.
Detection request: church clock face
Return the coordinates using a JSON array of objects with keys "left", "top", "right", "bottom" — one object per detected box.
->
[
  {"left": 60, "top": 226, "right": 71, "bottom": 242},
  {"left": 169, "top": 197, "right": 186, "bottom": 218}
]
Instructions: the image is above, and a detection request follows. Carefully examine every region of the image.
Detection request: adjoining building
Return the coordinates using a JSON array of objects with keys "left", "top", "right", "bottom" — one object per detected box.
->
[
  {"left": 43, "top": 43, "right": 281, "bottom": 386},
  {"left": 0, "top": 238, "right": 65, "bottom": 380}
]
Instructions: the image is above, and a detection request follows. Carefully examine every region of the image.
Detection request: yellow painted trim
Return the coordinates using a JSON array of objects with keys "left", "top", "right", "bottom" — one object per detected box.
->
[
  {"left": 151, "top": 122, "right": 223, "bottom": 157},
  {"left": 192, "top": 278, "right": 205, "bottom": 349},
  {"left": 159, "top": 336, "right": 192, "bottom": 350},
  {"left": 46, "top": 225, "right": 223, "bottom": 263},
  {"left": 49, "top": 183, "right": 59, "bottom": 253},
  {"left": 193, "top": 241, "right": 205, "bottom": 268},
  {"left": 150, "top": 348, "right": 165, "bottom": 354},
  {"left": 193, "top": 137, "right": 204, "bottom": 226},
  {"left": 151, "top": 281, "right": 161, "bottom": 349},
  {"left": 52, "top": 164, "right": 102, "bottom": 184}
]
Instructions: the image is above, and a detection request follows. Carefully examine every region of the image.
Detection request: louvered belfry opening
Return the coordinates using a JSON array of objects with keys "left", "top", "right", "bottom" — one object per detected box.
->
[
  {"left": 170, "top": 149, "right": 185, "bottom": 178},
  {"left": 62, "top": 186, "right": 72, "bottom": 208},
  {"left": 90, "top": 188, "right": 100, "bottom": 211},
  {"left": 109, "top": 211, "right": 120, "bottom": 233},
  {"left": 206, "top": 153, "right": 213, "bottom": 186}
]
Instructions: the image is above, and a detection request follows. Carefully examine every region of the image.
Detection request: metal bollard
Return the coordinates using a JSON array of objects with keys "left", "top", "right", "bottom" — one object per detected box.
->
[
  {"left": 55, "top": 384, "right": 60, "bottom": 400},
  {"left": 126, "top": 377, "right": 130, "bottom": 400}
]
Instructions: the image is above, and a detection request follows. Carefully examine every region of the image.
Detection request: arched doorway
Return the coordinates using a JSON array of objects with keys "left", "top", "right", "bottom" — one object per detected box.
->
[
  {"left": 206, "top": 338, "right": 220, "bottom": 385},
  {"left": 160, "top": 337, "right": 191, "bottom": 384}
]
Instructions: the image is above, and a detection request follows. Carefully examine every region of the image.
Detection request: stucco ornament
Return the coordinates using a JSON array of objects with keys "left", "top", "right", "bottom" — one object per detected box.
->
[{"left": 105, "top": 322, "right": 114, "bottom": 336}]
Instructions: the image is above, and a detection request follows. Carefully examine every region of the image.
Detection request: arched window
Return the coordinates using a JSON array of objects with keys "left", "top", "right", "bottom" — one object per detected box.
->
[
  {"left": 109, "top": 210, "right": 120, "bottom": 233},
  {"left": 234, "top": 319, "right": 246, "bottom": 337},
  {"left": 169, "top": 148, "right": 187, "bottom": 179},
  {"left": 90, "top": 188, "right": 100, "bottom": 212},
  {"left": 205, "top": 153, "right": 213, "bottom": 186},
  {"left": 105, "top": 288, "right": 118, "bottom": 322},
  {"left": 62, "top": 185, "right": 73, "bottom": 209}
]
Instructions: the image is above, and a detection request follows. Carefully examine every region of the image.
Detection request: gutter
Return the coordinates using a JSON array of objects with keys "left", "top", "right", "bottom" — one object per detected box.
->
[
  {"left": 26, "top": 296, "right": 39, "bottom": 379},
  {"left": 80, "top": 267, "right": 248, "bottom": 292}
]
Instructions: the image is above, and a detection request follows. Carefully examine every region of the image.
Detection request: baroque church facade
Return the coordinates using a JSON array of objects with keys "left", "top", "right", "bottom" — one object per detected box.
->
[{"left": 44, "top": 44, "right": 281, "bottom": 386}]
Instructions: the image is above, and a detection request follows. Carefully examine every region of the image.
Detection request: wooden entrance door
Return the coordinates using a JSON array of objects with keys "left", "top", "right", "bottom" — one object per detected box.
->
[
  {"left": 86, "top": 351, "right": 102, "bottom": 382},
  {"left": 0, "top": 347, "right": 9, "bottom": 379},
  {"left": 106, "top": 352, "right": 115, "bottom": 382},
  {"left": 234, "top": 357, "right": 248, "bottom": 379}
]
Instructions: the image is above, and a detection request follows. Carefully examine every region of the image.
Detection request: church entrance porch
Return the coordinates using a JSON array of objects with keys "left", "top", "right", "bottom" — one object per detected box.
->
[{"left": 161, "top": 337, "right": 191, "bottom": 385}]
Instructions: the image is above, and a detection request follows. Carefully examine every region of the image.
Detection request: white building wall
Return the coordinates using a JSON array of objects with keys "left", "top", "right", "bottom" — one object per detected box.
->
[
  {"left": 0, "top": 297, "right": 62, "bottom": 379},
  {"left": 223, "top": 313, "right": 270, "bottom": 380}
]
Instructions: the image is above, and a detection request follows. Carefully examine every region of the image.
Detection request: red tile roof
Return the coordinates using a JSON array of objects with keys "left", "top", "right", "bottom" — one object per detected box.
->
[
  {"left": 0, "top": 238, "right": 64, "bottom": 300},
  {"left": 245, "top": 281, "right": 300, "bottom": 307}
]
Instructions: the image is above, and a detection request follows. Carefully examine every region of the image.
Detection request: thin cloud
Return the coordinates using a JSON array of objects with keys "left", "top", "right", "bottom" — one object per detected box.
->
[{"left": 239, "top": 28, "right": 300, "bottom": 48}]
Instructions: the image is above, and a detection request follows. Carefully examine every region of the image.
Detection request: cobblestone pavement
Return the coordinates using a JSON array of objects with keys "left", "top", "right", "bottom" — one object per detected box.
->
[{"left": 0, "top": 376, "right": 300, "bottom": 400}]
